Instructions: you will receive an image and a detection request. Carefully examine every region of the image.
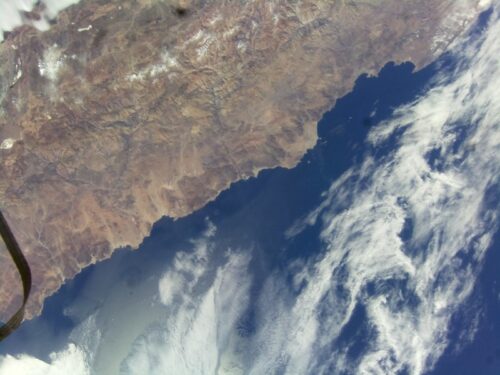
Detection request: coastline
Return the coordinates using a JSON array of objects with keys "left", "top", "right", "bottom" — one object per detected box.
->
[{"left": 0, "top": 0, "right": 487, "bottom": 321}]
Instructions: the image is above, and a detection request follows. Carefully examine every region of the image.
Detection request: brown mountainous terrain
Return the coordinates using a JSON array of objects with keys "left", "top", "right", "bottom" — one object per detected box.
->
[{"left": 0, "top": 0, "right": 485, "bottom": 320}]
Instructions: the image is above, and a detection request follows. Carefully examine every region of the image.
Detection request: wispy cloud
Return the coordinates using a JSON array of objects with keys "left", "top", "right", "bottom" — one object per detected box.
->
[
  {"left": 122, "top": 222, "right": 252, "bottom": 375},
  {"left": 276, "top": 7, "right": 500, "bottom": 375},
  {"left": 126, "top": 8, "right": 500, "bottom": 374}
]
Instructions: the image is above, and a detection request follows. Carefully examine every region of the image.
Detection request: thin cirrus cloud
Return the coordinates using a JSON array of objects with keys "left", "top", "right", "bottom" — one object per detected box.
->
[
  {"left": 0, "top": 5, "right": 499, "bottom": 375},
  {"left": 124, "top": 7, "right": 500, "bottom": 374},
  {"left": 278, "top": 7, "right": 500, "bottom": 374},
  {"left": 121, "top": 221, "right": 252, "bottom": 375}
]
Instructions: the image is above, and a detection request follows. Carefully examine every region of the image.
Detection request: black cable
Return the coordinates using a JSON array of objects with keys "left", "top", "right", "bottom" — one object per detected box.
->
[{"left": 0, "top": 211, "right": 32, "bottom": 341}]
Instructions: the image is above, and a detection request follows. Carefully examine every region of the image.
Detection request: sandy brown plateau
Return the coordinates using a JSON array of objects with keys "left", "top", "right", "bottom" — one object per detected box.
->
[{"left": 0, "top": 0, "right": 486, "bottom": 320}]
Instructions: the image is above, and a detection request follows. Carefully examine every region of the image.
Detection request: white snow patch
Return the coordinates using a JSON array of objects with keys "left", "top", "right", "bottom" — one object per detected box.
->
[
  {"left": 187, "top": 29, "right": 205, "bottom": 44},
  {"left": 127, "top": 49, "right": 180, "bottom": 82},
  {"left": 236, "top": 40, "right": 247, "bottom": 52},
  {"left": 77, "top": 24, "right": 92, "bottom": 32},
  {"left": 0, "top": 138, "right": 15, "bottom": 150},
  {"left": 38, "top": 44, "right": 65, "bottom": 82}
]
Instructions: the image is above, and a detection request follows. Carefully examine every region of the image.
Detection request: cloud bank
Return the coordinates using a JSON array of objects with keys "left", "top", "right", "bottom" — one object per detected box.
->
[{"left": 0, "top": 344, "right": 89, "bottom": 375}]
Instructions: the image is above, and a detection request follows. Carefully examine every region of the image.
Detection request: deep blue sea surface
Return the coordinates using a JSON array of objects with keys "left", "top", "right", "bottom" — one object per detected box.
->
[
  {"left": 430, "top": 231, "right": 500, "bottom": 375},
  {"left": 1, "top": 36, "right": 498, "bottom": 374}
]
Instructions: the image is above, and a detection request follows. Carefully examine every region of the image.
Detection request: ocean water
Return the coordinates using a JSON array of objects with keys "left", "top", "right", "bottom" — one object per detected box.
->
[
  {"left": 1, "top": 12, "right": 499, "bottom": 371},
  {"left": 0, "top": 59, "right": 435, "bottom": 357},
  {"left": 430, "top": 231, "right": 500, "bottom": 375}
]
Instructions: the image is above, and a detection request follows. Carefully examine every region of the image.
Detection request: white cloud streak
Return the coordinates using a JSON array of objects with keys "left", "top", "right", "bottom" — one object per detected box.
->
[
  {"left": 274, "top": 7, "right": 500, "bottom": 375},
  {"left": 124, "top": 9, "right": 500, "bottom": 374},
  {"left": 122, "top": 222, "right": 252, "bottom": 375}
]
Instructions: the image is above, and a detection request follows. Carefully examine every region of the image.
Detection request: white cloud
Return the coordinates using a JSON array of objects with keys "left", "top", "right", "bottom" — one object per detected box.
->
[
  {"left": 479, "top": 0, "right": 493, "bottom": 9},
  {"left": 276, "top": 7, "right": 500, "bottom": 375},
  {"left": 0, "top": 344, "right": 89, "bottom": 375},
  {"left": 0, "top": 0, "right": 81, "bottom": 41},
  {"left": 122, "top": 244, "right": 252, "bottom": 375},
  {"left": 0, "top": 313, "right": 99, "bottom": 375},
  {"left": 158, "top": 220, "right": 215, "bottom": 306},
  {"left": 0, "top": 0, "right": 37, "bottom": 39},
  {"left": 43, "top": 0, "right": 81, "bottom": 19}
]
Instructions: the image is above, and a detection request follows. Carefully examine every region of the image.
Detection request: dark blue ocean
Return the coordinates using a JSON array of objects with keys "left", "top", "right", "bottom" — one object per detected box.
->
[{"left": 1, "top": 14, "right": 499, "bottom": 372}]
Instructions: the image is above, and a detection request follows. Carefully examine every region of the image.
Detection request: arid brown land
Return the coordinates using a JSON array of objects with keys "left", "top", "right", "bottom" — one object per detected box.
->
[{"left": 0, "top": 0, "right": 486, "bottom": 320}]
